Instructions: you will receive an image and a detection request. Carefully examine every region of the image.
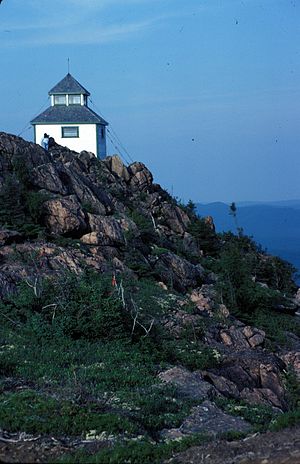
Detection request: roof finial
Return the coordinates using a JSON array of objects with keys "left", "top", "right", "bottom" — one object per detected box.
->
[{"left": 67, "top": 57, "right": 70, "bottom": 74}]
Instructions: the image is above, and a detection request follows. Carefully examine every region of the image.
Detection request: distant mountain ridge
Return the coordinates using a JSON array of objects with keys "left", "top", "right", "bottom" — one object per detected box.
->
[
  {"left": 237, "top": 200, "right": 300, "bottom": 209},
  {"left": 196, "top": 201, "right": 300, "bottom": 280}
]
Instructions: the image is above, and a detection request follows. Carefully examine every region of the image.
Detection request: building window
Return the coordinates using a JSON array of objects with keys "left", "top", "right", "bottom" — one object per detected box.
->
[
  {"left": 62, "top": 126, "right": 79, "bottom": 138},
  {"left": 69, "top": 94, "right": 81, "bottom": 105},
  {"left": 54, "top": 95, "right": 66, "bottom": 105},
  {"left": 101, "top": 127, "right": 105, "bottom": 138}
]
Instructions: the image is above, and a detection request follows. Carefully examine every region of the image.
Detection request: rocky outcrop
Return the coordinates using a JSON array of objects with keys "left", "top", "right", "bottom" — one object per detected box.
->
[
  {"left": 219, "top": 324, "right": 266, "bottom": 349},
  {"left": 155, "top": 203, "right": 190, "bottom": 236},
  {"left": 81, "top": 214, "right": 125, "bottom": 247},
  {"left": 0, "top": 132, "right": 50, "bottom": 179},
  {"left": 202, "top": 372, "right": 240, "bottom": 399},
  {"left": 161, "top": 400, "right": 251, "bottom": 439},
  {"left": 190, "top": 285, "right": 230, "bottom": 318},
  {"left": 127, "top": 162, "right": 153, "bottom": 191},
  {"left": 104, "top": 155, "right": 130, "bottom": 182},
  {"left": 0, "top": 241, "right": 111, "bottom": 298},
  {"left": 206, "top": 322, "right": 265, "bottom": 350},
  {"left": 203, "top": 350, "right": 287, "bottom": 410},
  {"left": 31, "top": 163, "right": 68, "bottom": 195},
  {"left": 153, "top": 252, "right": 204, "bottom": 292},
  {"left": 158, "top": 367, "right": 215, "bottom": 401},
  {"left": 43, "top": 195, "right": 88, "bottom": 237}
]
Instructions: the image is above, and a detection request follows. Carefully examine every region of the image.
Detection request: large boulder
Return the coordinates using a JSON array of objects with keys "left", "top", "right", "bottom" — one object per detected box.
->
[
  {"left": 218, "top": 324, "right": 265, "bottom": 350},
  {"left": 161, "top": 400, "right": 251, "bottom": 440},
  {"left": 81, "top": 213, "right": 125, "bottom": 247},
  {"left": 202, "top": 372, "right": 240, "bottom": 399},
  {"left": 127, "top": 162, "right": 153, "bottom": 191},
  {"left": 240, "top": 387, "right": 284, "bottom": 410},
  {"left": 31, "top": 163, "right": 68, "bottom": 195},
  {"left": 158, "top": 367, "right": 215, "bottom": 401},
  {"left": 154, "top": 203, "right": 190, "bottom": 236},
  {"left": 104, "top": 155, "right": 130, "bottom": 181},
  {"left": 56, "top": 163, "right": 113, "bottom": 215},
  {"left": 43, "top": 195, "right": 88, "bottom": 237},
  {"left": 153, "top": 251, "right": 204, "bottom": 292}
]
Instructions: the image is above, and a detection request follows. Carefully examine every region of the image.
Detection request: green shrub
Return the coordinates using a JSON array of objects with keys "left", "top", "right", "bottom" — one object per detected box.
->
[
  {"left": 212, "top": 239, "right": 295, "bottom": 323},
  {"left": 0, "top": 174, "right": 47, "bottom": 237},
  {"left": 124, "top": 249, "right": 154, "bottom": 277},
  {"left": 128, "top": 209, "right": 156, "bottom": 243},
  {"left": 2, "top": 271, "right": 131, "bottom": 341},
  {"left": 284, "top": 366, "right": 300, "bottom": 410},
  {"left": 160, "top": 339, "right": 220, "bottom": 371},
  {"left": 269, "top": 409, "right": 300, "bottom": 431},
  {"left": 0, "top": 175, "right": 26, "bottom": 229},
  {"left": 255, "top": 255, "right": 297, "bottom": 294},
  {"left": 252, "top": 310, "right": 300, "bottom": 350},
  {"left": 151, "top": 246, "right": 170, "bottom": 257},
  {"left": 215, "top": 397, "right": 277, "bottom": 431},
  {"left": 187, "top": 217, "right": 220, "bottom": 257},
  {"left": 0, "top": 390, "right": 138, "bottom": 436},
  {"left": 81, "top": 201, "right": 98, "bottom": 215},
  {"left": 133, "top": 385, "right": 193, "bottom": 433}
]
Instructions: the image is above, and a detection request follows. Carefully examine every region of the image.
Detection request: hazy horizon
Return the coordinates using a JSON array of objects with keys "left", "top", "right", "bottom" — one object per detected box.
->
[
  {"left": 198, "top": 199, "right": 300, "bottom": 205},
  {"left": 1, "top": 0, "right": 300, "bottom": 204}
]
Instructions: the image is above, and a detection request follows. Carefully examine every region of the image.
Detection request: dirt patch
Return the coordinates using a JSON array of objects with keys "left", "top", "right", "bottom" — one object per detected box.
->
[
  {"left": 166, "top": 427, "right": 300, "bottom": 464},
  {"left": 0, "top": 434, "right": 108, "bottom": 463}
]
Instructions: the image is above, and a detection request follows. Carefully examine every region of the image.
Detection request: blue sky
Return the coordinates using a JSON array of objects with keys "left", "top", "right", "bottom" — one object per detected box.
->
[{"left": 1, "top": 0, "right": 300, "bottom": 203}]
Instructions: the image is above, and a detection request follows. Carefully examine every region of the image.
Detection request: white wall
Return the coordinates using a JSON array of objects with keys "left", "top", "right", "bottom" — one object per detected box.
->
[{"left": 35, "top": 124, "right": 98, "bottom": 155}]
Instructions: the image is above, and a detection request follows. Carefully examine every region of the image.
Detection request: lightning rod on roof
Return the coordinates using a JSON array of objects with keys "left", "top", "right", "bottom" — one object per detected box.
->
[{"left": 67, "top": 58, "right": 70, "bottom": 74}]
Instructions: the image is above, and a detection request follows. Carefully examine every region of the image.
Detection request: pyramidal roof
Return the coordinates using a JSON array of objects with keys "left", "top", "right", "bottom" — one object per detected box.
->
[{"left": 48, "top": 73, "right": 90, "bottom": 96}]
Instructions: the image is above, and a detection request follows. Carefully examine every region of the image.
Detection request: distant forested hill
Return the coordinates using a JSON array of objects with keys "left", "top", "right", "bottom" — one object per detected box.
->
[{"left": 196, "top": 201, "right": 300, "bottom": 280}]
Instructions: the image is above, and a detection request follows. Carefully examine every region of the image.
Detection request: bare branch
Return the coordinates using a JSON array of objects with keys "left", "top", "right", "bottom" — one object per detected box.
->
[
  {"left": 150, "top": 213, "right": 157, "bottom": 230},
  {"left": 0, "top": 311, "right": 20, "bottom": 327}
]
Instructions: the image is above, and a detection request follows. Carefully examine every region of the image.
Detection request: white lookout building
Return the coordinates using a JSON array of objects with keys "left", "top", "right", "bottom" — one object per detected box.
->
[{"left": 31, "top": 73, "right": 108, "bottom": 159}]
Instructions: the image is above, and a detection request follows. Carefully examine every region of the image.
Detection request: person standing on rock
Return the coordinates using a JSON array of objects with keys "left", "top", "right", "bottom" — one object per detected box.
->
[
  {"left": 48, "top": 136, "right": 55, "bottom": 149},
  {"left": 41, "top": 133, "right": 49, "bottom": 150}
]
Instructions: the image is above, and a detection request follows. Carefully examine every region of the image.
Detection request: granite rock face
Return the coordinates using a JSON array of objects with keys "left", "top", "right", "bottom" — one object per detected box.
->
[{"left": 43, "top": 195, "right": 88, "bottom": 237}]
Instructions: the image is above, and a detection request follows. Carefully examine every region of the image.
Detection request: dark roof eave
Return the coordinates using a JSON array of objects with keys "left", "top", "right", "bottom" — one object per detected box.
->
[
  {"left": 30, "top": 103, "right": 108, "bottom": 125},
  {"left": 31, "top": 120, "right": 108, "bottom": 125},
  {"left": 48, "top": 91, "right": 90, "bottom": 96}
]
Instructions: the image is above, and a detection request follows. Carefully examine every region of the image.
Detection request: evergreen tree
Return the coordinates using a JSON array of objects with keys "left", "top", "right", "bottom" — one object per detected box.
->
[{"left": 0, "top": 175, "right": 26, "bottom": 229}]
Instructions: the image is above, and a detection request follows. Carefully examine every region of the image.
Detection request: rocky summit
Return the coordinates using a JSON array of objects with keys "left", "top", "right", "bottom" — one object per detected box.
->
[{"left": 0, "top": 132, "right": 299, "bottom": 463}]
